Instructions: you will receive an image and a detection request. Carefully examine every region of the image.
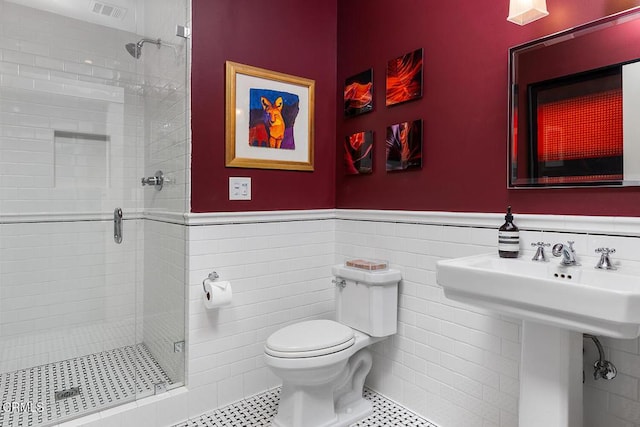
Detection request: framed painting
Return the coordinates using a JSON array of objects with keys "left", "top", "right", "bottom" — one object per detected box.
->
[
  {"left": 386, "top": 119, "right": 423, "bottom": 171},
  {"left": 225, "top": 61, "right": 315, "bottom": 171},
  {"left": 386, "top": 48, "right": 423, "bottom": 107},
  {"left": 344, "top": 68, "right": 373, "bottom": 117},
  {"left": 344, "top": 130, "right": 373, "bottom": 174}
]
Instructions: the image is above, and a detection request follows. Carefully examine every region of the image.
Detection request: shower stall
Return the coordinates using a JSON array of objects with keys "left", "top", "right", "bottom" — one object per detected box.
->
[{"left": 0, "top": 1, "right": 190, "bottom": 425}]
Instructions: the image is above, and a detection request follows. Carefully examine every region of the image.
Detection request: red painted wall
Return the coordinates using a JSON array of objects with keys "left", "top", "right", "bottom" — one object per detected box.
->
[
  {"left": 191, "top": 0, "right": 337, "bottom": 212},
  {"left": 191, "top": 0, "right": 640, "bottom": 216},
  {"left": 336, "top": 0, "right": 640, "bottom": 216}
]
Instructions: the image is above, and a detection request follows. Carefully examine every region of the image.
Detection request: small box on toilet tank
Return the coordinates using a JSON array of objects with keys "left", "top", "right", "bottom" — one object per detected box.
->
[{"left": 332, "top": 262, "right": 401, "bottom": 337}]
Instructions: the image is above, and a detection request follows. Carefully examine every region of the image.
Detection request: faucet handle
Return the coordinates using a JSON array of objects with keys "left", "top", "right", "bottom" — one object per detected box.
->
[
  {"left": 531, "top": 242, "right": 550, "bottom": 247},
  {"left": 595, "top": 247, "right": 616, "bottom": 255},
  {"left": 531, "top": 242, "right": 550, "bottom": 262},
  {"left": 595, "top": 248, "right": 616, "bottom": 270}
]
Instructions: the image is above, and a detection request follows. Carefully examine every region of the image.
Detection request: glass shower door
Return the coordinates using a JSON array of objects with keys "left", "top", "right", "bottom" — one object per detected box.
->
[
  {"left": 0, "top": 0, "right": 189, "bottom": 423},
  {"left": 136, "top": 0, "right": 190, "bottom": 400}
]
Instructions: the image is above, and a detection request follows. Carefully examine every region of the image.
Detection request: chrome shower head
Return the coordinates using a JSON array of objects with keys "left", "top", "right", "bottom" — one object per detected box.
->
[
  {"left": 125, "top": 38, "right": 162, "bottom": 59},
  {"left": 125, "top": 42, "right": 142, "bottom": 59}
]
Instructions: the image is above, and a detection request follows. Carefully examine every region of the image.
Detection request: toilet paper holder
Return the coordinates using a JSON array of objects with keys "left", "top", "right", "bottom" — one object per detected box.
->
[{"left": 202, "top": 271, "right": 220, "bottom": 293}]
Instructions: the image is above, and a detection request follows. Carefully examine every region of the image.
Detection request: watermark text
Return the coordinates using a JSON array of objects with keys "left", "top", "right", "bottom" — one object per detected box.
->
[{"left": 1, "top": 402, "right": 45, "bottom": 413}]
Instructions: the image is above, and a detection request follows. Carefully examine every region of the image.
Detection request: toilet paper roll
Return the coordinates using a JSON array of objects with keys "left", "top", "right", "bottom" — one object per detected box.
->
[{"left": 203, "top": 280, "right": 232, "bottom": 309}]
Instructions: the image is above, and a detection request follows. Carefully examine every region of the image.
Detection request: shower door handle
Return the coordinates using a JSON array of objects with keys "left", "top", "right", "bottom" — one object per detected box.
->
[{"left": 114, "top": 208, "right": 123, "bottom": 244}]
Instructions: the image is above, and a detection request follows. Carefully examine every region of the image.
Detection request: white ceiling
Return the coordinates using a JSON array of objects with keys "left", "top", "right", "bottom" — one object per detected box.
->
[{"left": 6, "top": 0, "right": 140, "bottom": 33}]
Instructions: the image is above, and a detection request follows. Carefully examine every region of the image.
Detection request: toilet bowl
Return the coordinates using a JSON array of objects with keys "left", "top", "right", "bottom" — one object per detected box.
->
[
  {"left": 264, "top": 264, "right": 401, "bottom": 427},
  {"left": 265, "top": 320, "right": 381, "bottom": 427}
]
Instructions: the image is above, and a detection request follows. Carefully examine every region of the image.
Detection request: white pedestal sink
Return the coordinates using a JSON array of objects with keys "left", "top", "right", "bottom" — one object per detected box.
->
[
  {"left": 519, "top": 322, "right": 582, "bottom": 427},
  {"left": 436, "top": 253, "right": 640, "bottom": 427}
]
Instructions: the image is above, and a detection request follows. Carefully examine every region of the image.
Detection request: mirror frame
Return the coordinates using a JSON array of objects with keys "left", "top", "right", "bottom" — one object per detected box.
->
[{"left": 508, "top": 7, "right": 640, "bottom": 188}]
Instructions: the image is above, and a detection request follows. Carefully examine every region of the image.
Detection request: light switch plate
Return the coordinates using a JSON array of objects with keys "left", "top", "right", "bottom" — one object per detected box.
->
[{"left": 229, "top": 177, "right": 251, "bottom": 200}]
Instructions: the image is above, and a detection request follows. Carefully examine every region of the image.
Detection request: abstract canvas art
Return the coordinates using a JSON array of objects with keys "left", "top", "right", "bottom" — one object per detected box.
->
[
  {"left": 386, "top": 48, "right": 423, "bottom": 107},
  {"left": 344, "top": 130, "right": 373, "bottom": 175},
  {"left": 386, "top": 120, "right": 422, "bottom": 171},
  {"left": 344, "top": 69, "right": 373, "bottom": 117}
]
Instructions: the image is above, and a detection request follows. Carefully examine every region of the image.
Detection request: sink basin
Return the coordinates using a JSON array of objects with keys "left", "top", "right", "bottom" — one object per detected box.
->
[
  {"left": 436, "top": 253, "right": 640, "bottom": 338},
  {"left": 435, "top": 252, "right": 640, "bottom": 426}
]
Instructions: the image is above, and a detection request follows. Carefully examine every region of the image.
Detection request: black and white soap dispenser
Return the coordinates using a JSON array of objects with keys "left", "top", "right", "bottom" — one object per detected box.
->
[{"left": 498, "top": 206, "right": 519, "bottom": 258}]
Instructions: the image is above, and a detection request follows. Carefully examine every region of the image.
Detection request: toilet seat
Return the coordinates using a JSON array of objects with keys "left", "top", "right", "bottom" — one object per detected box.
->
[{"left": 265, "top": 319, "right": 355, "bottom": 358}]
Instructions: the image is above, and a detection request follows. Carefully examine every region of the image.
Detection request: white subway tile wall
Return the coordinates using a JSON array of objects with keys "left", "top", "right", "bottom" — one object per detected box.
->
[
  {"left": 0, "top": 0, "right": 140, "bottom": 369},
  {"left": 0, "top": 220, "right": 141, "bottom": 373},
  {"left": 0, "top": 0, "right": 189, "bottom": 392},
  {"left": 143, "top": 220, "right": 187, "bottom": 385},
  {"left": 139, "top": 0, "right": 190, "bottom": 389},
  {"left": 44, "top": 213, "right": 640, "bottom": 427},
  {"left": 336, "top": 219, "right": 513, "bottom": 427},
  {"left": 334, "top": 217, "right": 640, "bottom": 427},
  {"left": 0, "top": 1, "right": 144, "bottom": 216},
  {"left": 186, "top": 219, "right": 336, "bottom": 417},
  {"left": 141, "top": 0, "right": 190, "bottom": 215},
  {"left": 122, "top": 213, "right": 634, "bottom": 427}
]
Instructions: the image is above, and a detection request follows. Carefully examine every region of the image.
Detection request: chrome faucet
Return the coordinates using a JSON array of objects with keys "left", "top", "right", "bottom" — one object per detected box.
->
[{"left": 552, "top": 241, "right": 579, "bottom": 266}]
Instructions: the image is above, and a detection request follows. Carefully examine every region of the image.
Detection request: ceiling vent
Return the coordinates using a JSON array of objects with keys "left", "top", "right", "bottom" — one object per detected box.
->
[{"left": 90, "top": 1, "right": 127, "bottom": 20}]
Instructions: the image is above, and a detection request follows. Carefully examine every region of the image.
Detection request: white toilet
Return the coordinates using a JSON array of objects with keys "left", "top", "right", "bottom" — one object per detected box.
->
[{"left": 264, "top": 263, "right": 401, "bottom": 427}]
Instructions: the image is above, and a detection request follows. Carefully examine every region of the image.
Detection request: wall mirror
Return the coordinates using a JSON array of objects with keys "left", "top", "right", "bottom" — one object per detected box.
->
[{"left": 508, "top": 7, "right": 640, "bottom": 188}]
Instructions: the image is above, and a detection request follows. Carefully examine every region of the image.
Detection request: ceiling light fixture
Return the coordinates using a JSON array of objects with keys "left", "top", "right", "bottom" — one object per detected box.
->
[{"left": 507, "top": 0, "right": 549, "bottom": 25}]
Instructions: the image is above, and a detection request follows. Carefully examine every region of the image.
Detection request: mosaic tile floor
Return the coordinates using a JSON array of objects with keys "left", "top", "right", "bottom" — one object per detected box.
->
[
  {"left": 176, "top": 387, "right": 437, "bottom": 427},
  {"left": 0, "top": 344, "right": 172, "bottom": 427}
]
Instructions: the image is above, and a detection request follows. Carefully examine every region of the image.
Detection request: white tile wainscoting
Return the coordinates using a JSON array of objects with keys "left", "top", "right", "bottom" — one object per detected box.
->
[
  {"left": 335, "top": 210, "right": 640, "bottom": 427},
  {"left": 185, "top": 213, "right": 337, "bottom": 411},
  {"left": 52, "top": 210, "right": 640, "bottom": 427}
]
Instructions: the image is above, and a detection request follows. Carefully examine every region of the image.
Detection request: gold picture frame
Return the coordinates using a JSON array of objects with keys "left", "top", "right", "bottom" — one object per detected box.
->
[{"left": 225, "top": 61, "right": 315, "bottom": 171}]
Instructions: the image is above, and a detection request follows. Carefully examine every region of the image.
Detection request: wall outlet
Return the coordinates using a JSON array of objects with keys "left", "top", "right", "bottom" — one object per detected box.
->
[{"left": 229, "top": 177, "right": 251, "bottom": 200}]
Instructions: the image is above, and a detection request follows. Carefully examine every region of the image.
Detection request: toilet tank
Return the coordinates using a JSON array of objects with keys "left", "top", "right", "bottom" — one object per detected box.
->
[{"left": 332, "top": 263, "right": 401, "bottom": 337}]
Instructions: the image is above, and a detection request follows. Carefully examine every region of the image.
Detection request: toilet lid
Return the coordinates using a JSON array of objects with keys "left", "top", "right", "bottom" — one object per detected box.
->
[{"left": 265, "top": 320, "right": 355, "bottom": 358}]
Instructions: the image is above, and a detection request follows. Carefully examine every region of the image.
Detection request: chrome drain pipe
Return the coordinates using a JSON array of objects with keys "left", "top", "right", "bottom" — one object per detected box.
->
[{"left": 584, "top": 334, "right": 617, "bottom": 380}]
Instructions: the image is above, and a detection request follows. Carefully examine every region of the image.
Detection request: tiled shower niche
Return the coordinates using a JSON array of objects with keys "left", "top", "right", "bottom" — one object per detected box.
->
[{"left": 54, "top": 131, "right": 110, "bottom": 188}]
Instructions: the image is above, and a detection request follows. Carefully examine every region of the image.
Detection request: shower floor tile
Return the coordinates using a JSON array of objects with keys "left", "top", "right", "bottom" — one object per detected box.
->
[
  {"left": 176, "top": 387, "right": 438, "bottom": 427},
  {"left": 0, "top": 344, "right": 172, "bottom": 427}
]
